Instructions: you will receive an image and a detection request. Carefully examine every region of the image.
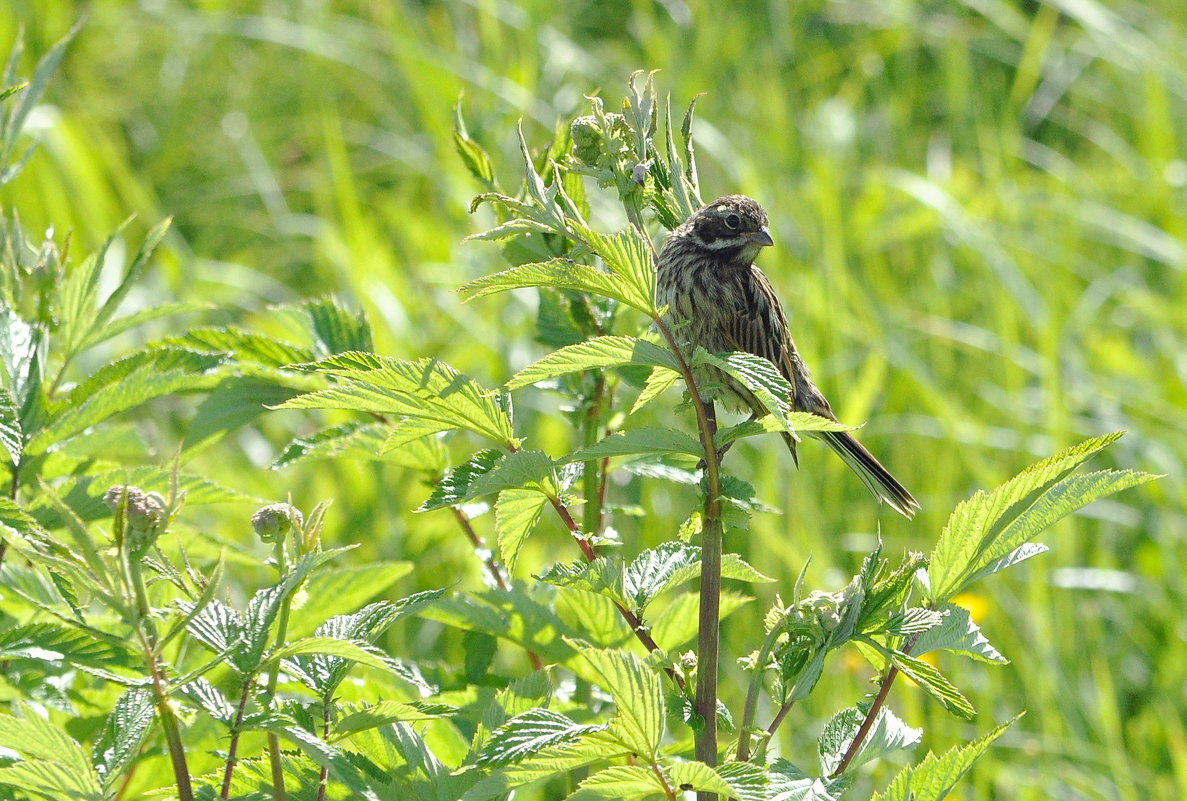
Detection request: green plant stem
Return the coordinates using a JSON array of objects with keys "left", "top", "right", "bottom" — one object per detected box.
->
[
  {"left": 129, "top": 555, "right": 192, "bottom": 801},
  {"left": 265, "top": 540, "right": 292, "bottom": 801},
  {"left": 220, "top": 678, "right": 254, "bottom": 799},
  {"left": 145, "top": 635, "right": 195, "bottom": 801},
  {"left": 736, "top": 623, "right": 784, "bottom": 760},
  {"left": 652, "top": 317, "right": 724, "bottom": 798},
  {"left": 316, "top": 697, "right": 332, "bottom": 801}
]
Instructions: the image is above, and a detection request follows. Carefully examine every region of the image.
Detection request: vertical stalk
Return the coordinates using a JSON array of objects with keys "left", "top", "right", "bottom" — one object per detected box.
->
[
  {"left": 129, "top": 556, "right": 193, "bottom": 801},
  {"left": 652, "top": 317, "right": 724, "bottom": 799},
  {"left": 264, "top": 540, "right": 292, "bottom": 801},
  {"left": 315, "top": 697, "right": 332, "bottom": 801}
]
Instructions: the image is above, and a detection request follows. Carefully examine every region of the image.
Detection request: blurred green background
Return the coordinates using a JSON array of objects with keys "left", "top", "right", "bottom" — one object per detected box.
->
[{"left": 2, "top": 1, "right": 1185, "bottom": 798}]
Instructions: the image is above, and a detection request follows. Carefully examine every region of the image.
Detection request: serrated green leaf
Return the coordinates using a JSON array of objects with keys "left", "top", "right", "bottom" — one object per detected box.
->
[
  {"left": 332, "top": 700, "right": 453, "bottom": 741},
  {"left": 164, "top": 326, "right": 314, "bottom": 367},
  {"left": 692, "top": 349, "right": 796, "bottom": 433},
  {"left": 566, "top": 765, "right": 664, "bottom": 801},
  {"left": 265, "top": 636, "right": 390, "bottom": 671},
  {"left": 496, "top": 488, "right": 548, "bottom": 573},
  {"left": 420, "top": 450, "right": 557, "bottom": 512},
  {"left": 665, "top": 761, "right": 734, "bottom": 797},
  {"left": 418, "top": 450, "right": 503, "bottom": 512},
  {"left": 768, "top": 759, "right": 850, "bottom": 801},
  {"left": 911, "top": 603, "right": 1008, "bottom": 664},
  {"left": 381, "top": 416, "right": 455, "bottom": 453},
  {"left": 93, "top": 688, "right": 154, "bottom": 792},
  {"left": 460, "top": 733, "right": 631, "bottom": 801},
  {"left": 573, "top": 649, "right": 664, "bottom": 758},
  {"left": 872, "top": 717, "right": 1018, "bottom": 801},
  {"left": 0, "top": 703, "right": 101, "bottom": 799},
  {"left": 477, "top": 708, "right": 606, "bottom": 767},
  {"left": 507, "top": 336, "right": 677, "bottom": 390},
  {"left": 819, "top": 706, "right": 921, "bottom": 775},
  {"left": 631, "top": 367, "right": 680, "bottom": 413},
  {"left": 928, "top": 431, "right": 1155, "bottom": 603},
  {"left": 0, "top": 622, "right": 136, "bottom": 669},
  {"left": 306, "top": 296, "right": 373, "bottom": 354},
  {"left": 563, "top": 427, "right": 701, "bottom": 462},
  {"left": 454, "top": 103, "right": 496, "bottom": 187},
  {"left": 27, "top": 348, "right": 226, "bottom": 453},
  {"left": 287, "top": 562, "right": 414, "bottom": 638},
  {"left": 460, "top": 257, "right": 656, "bottom": 316},
  {"left": 423, "top": 585, "right": 578, "bottom": 665},
  {"left": 0, "top": 386, "right": 22, "bottom": 463},
  {"left": 283, "top": 353, "right": 515, "bottom": 447},
  {"left": 882, "top": 645, "right": 976, "bottom": 720},
  {"left": 185, "top": 374, "right": 305, "bottom": 453}
]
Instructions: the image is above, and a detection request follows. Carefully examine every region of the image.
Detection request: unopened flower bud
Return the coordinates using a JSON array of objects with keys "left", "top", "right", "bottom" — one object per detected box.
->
[
  {"left": 570, "top": 115, "right": 603, "bottom": 166},
  {"left": 252, "top": 503, "right": 303, "bottom": 544},
  {"left": 104, "top": 485, "right": 166, "bottom": 554}
]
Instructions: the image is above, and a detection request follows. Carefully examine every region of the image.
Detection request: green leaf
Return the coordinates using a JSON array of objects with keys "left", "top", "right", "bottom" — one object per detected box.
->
[
  {"left": 569, "top": 223, "right": 658, "bottom": 316},
  {"left": 819, "top": 706, "right": 921, "bottom": 775},
  {"left": 477, "top": 708, "right": 607, "bottom": 767},
  {"left": 574, "top": 648, "right": 664, "bottom": 757},
  {"left": 0, "top": 702, "right": 102, "bottom": 800},
  {"left": 164, "top": 326, "right": 314, "bottom": 367},
  {"left": 692, "top": 349, "right": 796, "bottom": 433},
  {"left": 507, "top": 336, "right": 677, "bottom": 390},
  {"left": 419, "top": 450, "right": 558, "bottom": 512},
  {"left": 454, "top": 102, "right": 496, "bottom": 187},
  {"left": 0, "top": 386, "right": 22, "bottom": 463},
  {"left": 332, "top": 700, "right": 455, "bottom": 741},
  {"left": 184, "top": 375, "right": 306, "bottom": 453},
  {"left": 265, "top": 636, "right": 391, "bottom": 671},
  {"left": 882, "top": 645, "right": 976, "bottom": 720},
  {"left": 381, "top": 416, "right": 456, "bottom": 452},
  {"left": 630, "top": 367, "right": 680, "bottom": 413},
  {"left": 283, "top": 353, "right": 515, "bottom": 447},
  {"left": 911, "top": 603, "right": 1008, "bottom": 664},
  {"left": 927, "top": 433, "right": 1157, "bottom": 603},
  {"left": 27, "top": 348, "right": 226, "bottom": 454},
  {"left": 93, "top": 688, "right": 155, "bottom": 792},
  {"left": 566, "top": 765, "right": 664, "bottom": 801},
  {"left": 288, "top": 562, "right": 414, "bottom": 638},
  {"left": 665, "top": 762, "right": 733, "bottom": 797},
  {"left": 768, "top": 759, "right": 850, "bottom": 801},
  {"left": 873, "top": 717, "right": 1018, "bottom": 801},
  {"left": 461, "top": 732, "right": 630, "bottom": 801},
  {"left": 496, "top": 488, "right": 548, "bottom": 573},
  {"left": 460, "top": 258, "right": 656, "bottom": 316},
  {"left": 306, "top": 296, "right": 373, "bottom": 354},
  {"left": 563, "top": 427, "right": 701, "bottom": 462}
]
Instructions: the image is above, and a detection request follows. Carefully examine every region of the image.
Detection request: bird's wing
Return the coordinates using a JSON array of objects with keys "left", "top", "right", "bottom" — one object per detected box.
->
[{"left": 719, "top": 266, "right": 803, "bottom": 412}]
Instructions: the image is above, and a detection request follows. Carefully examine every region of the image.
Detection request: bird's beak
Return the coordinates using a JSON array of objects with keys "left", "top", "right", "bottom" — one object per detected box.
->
[{"left": 746, "top": 227, "right": 774, "bottom": 247}]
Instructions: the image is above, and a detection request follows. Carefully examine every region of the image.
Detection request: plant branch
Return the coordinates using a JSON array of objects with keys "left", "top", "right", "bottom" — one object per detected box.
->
[
  {"left": 264, "top": 540, "right": 292, "bottom": 801},
  {"left": 831, "top": 632, "right": 924, "bottom": 777},
  {"left": 652, "top": 316, "right": 725, "bottom": 797},
  {"left": 220, "top": 678, "right": 254, "bottom": 799},
  {"left": 315, "top": 696, "right": 332, "bottom": 801},
  {"left": 736, "top": 623, "right": 784, "bottom": 760}
]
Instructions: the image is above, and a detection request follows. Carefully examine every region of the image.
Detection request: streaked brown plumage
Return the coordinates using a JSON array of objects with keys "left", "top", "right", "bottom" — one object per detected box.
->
[{"left": 656, "top": 195, "right": 919, "bottom": 518}]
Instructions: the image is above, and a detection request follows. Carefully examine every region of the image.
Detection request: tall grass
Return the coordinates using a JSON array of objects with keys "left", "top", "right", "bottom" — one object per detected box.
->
[{"left": 2, "top": 1, "right": 1184, "bottom": 798}]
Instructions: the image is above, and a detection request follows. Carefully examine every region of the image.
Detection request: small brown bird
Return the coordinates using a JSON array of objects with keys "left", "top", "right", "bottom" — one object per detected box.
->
[{"left": 656, "top": 195, "right": 919, "bottom": 518}]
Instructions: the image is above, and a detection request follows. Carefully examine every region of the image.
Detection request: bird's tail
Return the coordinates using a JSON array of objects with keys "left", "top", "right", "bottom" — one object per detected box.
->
[{"left": 812, "top": 431, "right": 920, "bottom": 519}]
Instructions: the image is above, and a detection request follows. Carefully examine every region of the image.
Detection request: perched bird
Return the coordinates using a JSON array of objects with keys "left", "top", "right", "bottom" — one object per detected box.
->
[{"left": 656, "top": 194, "right": 919, "bottom": 518}]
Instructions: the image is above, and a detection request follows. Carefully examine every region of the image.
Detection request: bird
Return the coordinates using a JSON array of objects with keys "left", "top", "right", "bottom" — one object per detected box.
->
[{"left": 655, "top": 194, "right": 919, "bottom": 518}]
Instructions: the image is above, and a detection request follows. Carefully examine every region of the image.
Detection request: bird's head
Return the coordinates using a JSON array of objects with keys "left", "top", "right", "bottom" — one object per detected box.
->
[{"left": 684, "top": 195, "right": 774, "bottom": 262}]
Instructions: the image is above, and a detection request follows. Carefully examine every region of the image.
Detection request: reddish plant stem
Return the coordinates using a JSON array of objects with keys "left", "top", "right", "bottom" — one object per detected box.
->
[
  {"left": 832, "top": 664, "right": 899, "bottom": 776},
  {"left": 220, "top": 679, "right": 254, "bottom": 799},
  {"left": 765, "top": 700, "right": 796, "bottom": 738}
]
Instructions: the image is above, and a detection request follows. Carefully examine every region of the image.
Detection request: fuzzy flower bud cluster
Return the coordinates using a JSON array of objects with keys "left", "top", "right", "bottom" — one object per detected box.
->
[
  {"left": 251, "top": 503, "right": 303, "bottom": 544},
  {"left": 103, "top": 485, "right": 167, "bottom": 555}
]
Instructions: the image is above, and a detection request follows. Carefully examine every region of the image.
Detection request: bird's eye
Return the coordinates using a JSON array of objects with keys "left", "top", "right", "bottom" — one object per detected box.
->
[{"left": 724, "top": 213, "right": 741, "bottom": 230}]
